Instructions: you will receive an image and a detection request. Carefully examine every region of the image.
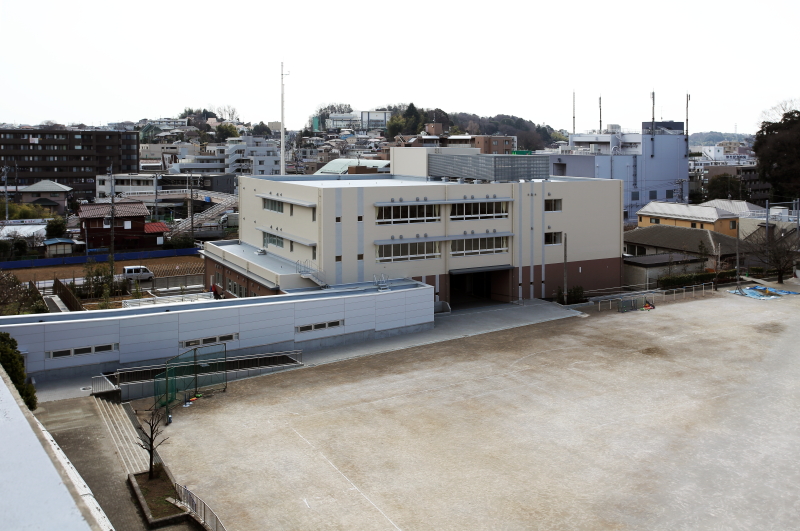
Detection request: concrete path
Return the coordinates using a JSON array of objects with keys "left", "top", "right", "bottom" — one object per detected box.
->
[
  {"left": 303, "top": 299, "right": 581, "bottom": 366},
  {"left": 35, "top": 397, "right": 198, "bottom": 531}
]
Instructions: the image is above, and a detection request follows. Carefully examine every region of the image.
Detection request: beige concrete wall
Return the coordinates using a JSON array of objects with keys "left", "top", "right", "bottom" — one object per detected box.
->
[
  {"left": 237, "top": 175, "right": 623, "bottom": 292},
  {"left": 637, "top": 214, "right": 739, "bottom": 237}
]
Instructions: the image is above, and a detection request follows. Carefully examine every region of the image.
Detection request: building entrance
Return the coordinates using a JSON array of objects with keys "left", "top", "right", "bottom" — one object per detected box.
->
[{"left": 448, "top": 266, "right": 515, "bottom": 310}]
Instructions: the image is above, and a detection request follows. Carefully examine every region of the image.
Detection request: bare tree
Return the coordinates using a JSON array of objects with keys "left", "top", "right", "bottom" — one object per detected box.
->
[
  {"left": 743, "top": 225, "right": 800, "bottom": 283},
  {"left": 760, "top": 99, "right": 800, "bottom": 124},
  {"left": 135, "top": 407, "right": 170, "bottom": 480},
  {"left": 218, "top": 105, "right": 239, "bottom": 122}
]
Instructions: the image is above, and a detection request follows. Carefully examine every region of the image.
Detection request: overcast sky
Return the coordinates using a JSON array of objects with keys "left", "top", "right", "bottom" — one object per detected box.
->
[{"left": 1, "top": 0, "right": 796, "bottom": 135}]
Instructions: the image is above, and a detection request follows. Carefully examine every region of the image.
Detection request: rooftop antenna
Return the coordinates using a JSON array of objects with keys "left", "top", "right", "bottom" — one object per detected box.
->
[
  {"left": 685, "top": 94, "right": 690, "bottom": 137},
  {"left": 599, "top": 96, "right": 602, "bottom": 133},
  {"left": 572, "top": 91, "right": 575, "bottom": 135},
  {"left": 280, "top": 62, "right": 290, "bottom": 176}
]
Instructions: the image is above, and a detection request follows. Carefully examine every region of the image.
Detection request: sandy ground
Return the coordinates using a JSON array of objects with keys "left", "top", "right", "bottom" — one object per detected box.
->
[
  {"left": 151, "top": 289, "right": 800, "bottom": 530},
  {"left": 6, "top": 254, "right": 203, "bottom": 283}
]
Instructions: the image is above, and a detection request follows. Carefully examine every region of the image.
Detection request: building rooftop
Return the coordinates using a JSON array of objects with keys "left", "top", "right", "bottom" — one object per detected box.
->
[
  {"left": 636, "top": 201, "right": 738, "bottom": 222},
  {"left": 21, "top": 180, "right": 72, "bottom": 193},
  {"left": 78, "top": 199, "right": 149, "bottom": 219},
  {"left": 699, "top": 199, "right": 761, "bottom": 215},
  {"left": 144, "top": 222, "right": 170, "bottom": 234},
  {"left": 624, "top": 225, "right": 739, "bottom": 255},
  {"left": 623, "top": 253, "right": 703, "bottom": 266}
]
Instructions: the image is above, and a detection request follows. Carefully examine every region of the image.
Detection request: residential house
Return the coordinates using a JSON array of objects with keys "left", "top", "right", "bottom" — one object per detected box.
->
[
  {"left": 636, "top": 201, "right": 739, "bottom": 237},
  {"left": 77, "top": 199, "right": 154, "bottom": 250},
  {"left": 19, "top": 180, "right": 72, "bottom": 215},
  {"left": 623, "top": 224, "right": 739, "bottom": 269}
]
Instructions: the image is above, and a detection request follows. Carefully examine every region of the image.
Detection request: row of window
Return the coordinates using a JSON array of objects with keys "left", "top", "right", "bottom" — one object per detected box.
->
[
  {"left": 450, "top": 237, "right": 509, "bottom": 256},
  {"left": 0, "top": 144, "right": 133, "bottom": 151},
  {"left": 262, "top": 232, "right": 284, "bottom": 248},
  {"left": 632, "top": 190, "right": 674, "bottom": 201},
  {"left": 180, "top": 333, "right": 238, "bottom": 348},
  {"left": 376, "top": 241, "right": 441, "bottom": 262},
  {"left": 0, "top": 133, "right": 127, "bottom": 140},
  {"left": 8, "top": 166, "right": 94, "bottom": 173},
  {"left": 227, "top": 279, "right": 249, "bottom": 298},
  {"left": 262, "top": 198, "right": 284, "bottom": 213},
  {"left": 296, "top": 320, "right": 343, "bottom": 333},
  {"left": 49, "top": 343, "right": 119, "bottom": 358}
]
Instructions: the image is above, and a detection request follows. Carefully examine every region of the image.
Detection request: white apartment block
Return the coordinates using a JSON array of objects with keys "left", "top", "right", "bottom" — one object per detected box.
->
[
  {"left": 169, "top": 135, "right": 279, "bottom": 176},
  {"left": 140, "top": 142, "right": 201, "bottom": 160},
  {"left": 202, "top": 173, "right": 623, "bottom": 306}
]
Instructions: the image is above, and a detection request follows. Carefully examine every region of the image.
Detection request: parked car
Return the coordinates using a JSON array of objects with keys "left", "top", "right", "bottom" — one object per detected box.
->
[{"left": 123, "top": 266, "right": 154, "bottom": 282}]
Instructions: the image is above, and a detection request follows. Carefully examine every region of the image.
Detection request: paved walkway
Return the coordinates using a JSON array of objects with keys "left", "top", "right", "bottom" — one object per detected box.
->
[
  {"left": 303, "top": 298, "right": 581, "bottom": 366},
  {"left": 35, "top": 397, "right": 199, "bottom": 531}
]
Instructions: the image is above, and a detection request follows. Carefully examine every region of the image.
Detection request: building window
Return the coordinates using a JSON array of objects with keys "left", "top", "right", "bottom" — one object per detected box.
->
[
  {"left": 492, "top": 140, "right": 498, "bottom": 145},
  {"left": 544, "top": 232, "right": 562, "bottom": 245},
  {"left": 449, "top": 202, "right": 508, "bottom": 221},
  {"left": 376, "top": 241, "right": 441, "bottom": 262},
  {"left": 376, "top": 204, "right": 440, "bottom": 224},
  {"left": 632, "top": 191, "right": 639, "bottom": 201},
  {"left": 262, "top": 198, "right": 284, "bottom": 213},
  {"left": 729, "top": 220, "right": 737, "bottom": 230},
  {"left": 666, "top": 189, "right": 674, "bottom": 199},
  {"left": 357, "top": 254, "right": 364, "bottom": 260},
  {"left": 296, "top": 320, "right": 343, "bottom": 333},
  {"left": 49, "top": 343, "right": 120, "bottom": 358},
  {"left": 180, "top": 333, "right": 238, "bottom": 348},
  {"left": 700, "top": 223, "right": 704, "bottom": 229},
  {"left": 691, "top": 222, "right": 696, "bottom": 228},
  {"left": 262, "top": 232, "right": 284, "bottom": 248},
  {"left": 544, "top": 199, "right": 562, "bottom": 212},
  {"left": 335, "top": 255, "right": 342, "bottom": 262},
  {"left": 650, "top": 218, "right": 660, "bottom": 224},
  {"left": 312, "top": 208, "right": 316, "bottom": 222},
  {"left": 649, "top": 190, "right": 657, "bottom": 200},
  {"left": 290, "top": 204, "right": 294, "bottom": 216},
  {"left": 451, "top": 237, "right": 509, "bottom": 256},
  {"left": 357, "top": 215, "right": 363, "bottom": 222},
  {"left": 290, "top": 241, "right": 294, "bottom": 252},
  {"left": 638, "top": 216, "right": 642, "bottom": 222},
  {"left": 335, "top": 216, "right": 341, "bottom": 223}
]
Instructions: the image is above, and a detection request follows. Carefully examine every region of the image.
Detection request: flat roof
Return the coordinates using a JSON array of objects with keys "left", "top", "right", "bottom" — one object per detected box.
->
[{"left": 285, "top": 179, "right": 446, "bottom": 188}]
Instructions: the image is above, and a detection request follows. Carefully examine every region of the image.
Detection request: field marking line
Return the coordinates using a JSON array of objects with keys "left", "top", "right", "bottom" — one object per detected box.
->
[{"left": 292, "top": 427, "right": 402, "bottom": 530}]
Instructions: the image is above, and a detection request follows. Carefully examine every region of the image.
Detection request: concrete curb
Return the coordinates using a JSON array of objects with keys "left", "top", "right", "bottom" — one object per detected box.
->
[{"left": 128, "top": 472, "right": 189, "bottom": 528}]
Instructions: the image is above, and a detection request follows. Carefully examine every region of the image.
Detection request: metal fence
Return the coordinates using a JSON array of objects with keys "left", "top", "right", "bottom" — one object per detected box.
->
[
  {"left": 52, "top": 277, "right": 85, "bottom": 311},
  {"left": 153, "top": 274, "right": 205, "bottom": 290},
  {"left": 91, "top": 374, "right": 118, "bottom": 394},
  {"left": 123, "top": 292, "right": 213, "bottom": 308},
  {"left": 596, "top": 282, "right": 714, "bottom": 312},
  {"left": 174, "top": 483, "right": 227, "bottom": 531}
]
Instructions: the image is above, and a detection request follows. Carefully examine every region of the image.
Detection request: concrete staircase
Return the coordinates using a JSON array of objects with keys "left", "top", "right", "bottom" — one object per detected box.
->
[{"left": 94, "top": 396, "right": 150, "bottom": 475}]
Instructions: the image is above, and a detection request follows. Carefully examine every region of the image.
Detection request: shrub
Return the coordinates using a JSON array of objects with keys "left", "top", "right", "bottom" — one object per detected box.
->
[
  {"left": 657, "top": 270, "right": 737, "bottom": 290},
  {"left": 556, "top": 285, "right": 586, "bottom": 304},
  {"left": 0, "top": 332, "right": 37, "bottom": 410}
]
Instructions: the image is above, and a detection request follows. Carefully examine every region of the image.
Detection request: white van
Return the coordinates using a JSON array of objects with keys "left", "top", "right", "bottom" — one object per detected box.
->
[{"left": 123, "top": 266, "right": 154, "bottom": 282}]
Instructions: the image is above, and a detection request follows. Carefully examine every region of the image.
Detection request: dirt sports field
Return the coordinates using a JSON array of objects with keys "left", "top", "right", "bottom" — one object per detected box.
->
[
  {"left": 5, "top": 255, "right": 203, "bottom": 283},
  {"left": 151, "top": 287, "right": 800, "bottom": 530}
]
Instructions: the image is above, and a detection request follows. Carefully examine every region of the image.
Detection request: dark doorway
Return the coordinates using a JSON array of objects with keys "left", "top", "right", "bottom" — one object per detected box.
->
[{"left": 449, "top": 268, "right": 514, "bottom": 310}]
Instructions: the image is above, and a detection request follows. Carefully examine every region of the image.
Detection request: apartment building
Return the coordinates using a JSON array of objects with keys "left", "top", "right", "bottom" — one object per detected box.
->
[
  {"left": 0, "top": 129, "right": 139, "bottom": 199},
  {"left": 139, "top": 142, "right": 201, "bottom": 161},
  {"left": 551, "top": 121, "right": 689, "bottom": 219},
  {"left": 169, "top": 135, "right": 279, "bottom": 176},
  {"left": 96, "top": 173, "right": 236, "bottom": 198},
  {"left": 203, "top": 173, "right": 623, "bottom": 305}
]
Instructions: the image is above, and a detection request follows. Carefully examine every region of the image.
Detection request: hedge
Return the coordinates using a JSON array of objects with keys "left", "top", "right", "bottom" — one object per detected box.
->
[{"left": 657, "top": 270, "right": 737, "bottom": 290}]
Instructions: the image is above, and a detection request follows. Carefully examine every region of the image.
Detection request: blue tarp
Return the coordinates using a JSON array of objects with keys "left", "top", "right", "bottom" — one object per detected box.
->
[
  {"left": 729, "top": 286, "right": 800, "bottom": 300},
  {"left": 0, "top": 248, "right": 199, "bottom": 270}
]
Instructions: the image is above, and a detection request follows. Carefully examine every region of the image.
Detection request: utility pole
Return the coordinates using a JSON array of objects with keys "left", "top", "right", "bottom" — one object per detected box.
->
[
  {"left": 1, "top": 166, "right": 8, "bottom": 223},
  {"left": 154, "top": 174, "right": 159, "bottom": 220},
  {"left": 109, "top": 165, "right": 115, "bottom": 284},
  {"left": 563, "top": 233, "right": 568, "bottom": 305},
  {"left": 189, "top": 174, "right": 195, "bottom": 242},
  {"left": 280, "top": 62, "right": 289, "bottom": 176},
  {"left": 735, "top": 213, "right": 742, "bottom": 294}
]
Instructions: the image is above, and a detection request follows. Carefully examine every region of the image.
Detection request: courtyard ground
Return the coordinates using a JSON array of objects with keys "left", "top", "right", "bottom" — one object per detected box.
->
[
  {"left": 149, "top": 288, "right": 800, "bottom": 530},
  {"left": 6, "top": 254, "right": 203, "bottom": 283}
]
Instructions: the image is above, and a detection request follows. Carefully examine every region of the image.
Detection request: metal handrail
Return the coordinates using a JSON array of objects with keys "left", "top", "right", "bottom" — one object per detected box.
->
[
  {"left": 174, "top": 483, "right": 227, "bottom": 531},
  {"left": 596, "top": 282, "right": 714, "bottom": 312}
]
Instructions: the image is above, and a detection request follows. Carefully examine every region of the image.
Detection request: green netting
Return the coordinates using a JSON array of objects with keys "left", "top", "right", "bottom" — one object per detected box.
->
[{"left": 154, "top": 343, "right": 228, "bottom": 408}]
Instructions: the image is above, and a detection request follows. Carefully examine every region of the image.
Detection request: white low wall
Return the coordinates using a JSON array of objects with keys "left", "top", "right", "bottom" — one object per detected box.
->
[{"left": 2, "top": 284, "right": 434, "bottom": 379}]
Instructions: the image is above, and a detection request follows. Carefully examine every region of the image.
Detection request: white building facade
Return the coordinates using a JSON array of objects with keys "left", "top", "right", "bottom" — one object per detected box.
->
[
  {"left": 169, "top": 135, "right": 280, "bottom": 176},
  {"left": 204, "top": 173, "right": 624, "bottom": 305}
]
